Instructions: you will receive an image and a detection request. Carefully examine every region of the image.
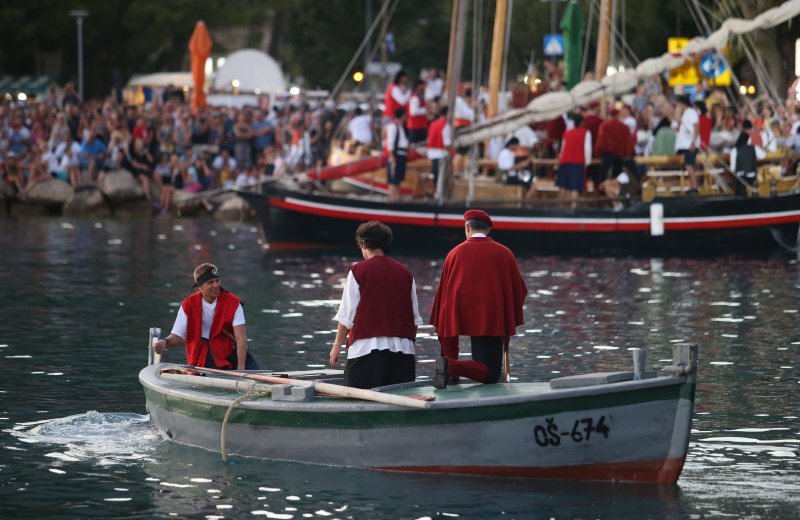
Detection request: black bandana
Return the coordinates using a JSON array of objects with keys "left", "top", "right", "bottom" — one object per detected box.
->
[{"left": 193, "top": 267, "right": 220, "bottom": 288}]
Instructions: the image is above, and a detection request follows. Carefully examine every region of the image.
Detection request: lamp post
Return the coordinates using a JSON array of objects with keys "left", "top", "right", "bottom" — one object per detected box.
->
[{"left": 69, "top": 9, "right": 89, "bottom": 102}]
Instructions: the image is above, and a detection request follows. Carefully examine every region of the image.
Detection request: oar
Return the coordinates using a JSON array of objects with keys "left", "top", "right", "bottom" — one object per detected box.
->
[
  {"left": 502, "top": 337, "right": 511, "bottom": 383},
  {"left": 194, "top": 366, "right": 434, "bottom": 409}
]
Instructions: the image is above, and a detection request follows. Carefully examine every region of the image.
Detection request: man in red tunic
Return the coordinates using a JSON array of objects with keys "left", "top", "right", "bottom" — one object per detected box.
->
[
  {"left": 153, "top": 263, "right": 260, "bottom": 370},
  {"left": 429, "top": 210, "right": 528, "bottom": 388}
]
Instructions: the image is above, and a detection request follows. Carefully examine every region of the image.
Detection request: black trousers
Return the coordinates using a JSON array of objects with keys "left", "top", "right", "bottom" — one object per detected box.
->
[
  {"left": 471, "top": 336, "right": 504, "bottom": 384},
  {"left": 344, "top": 349, "right": 415, "bottom": 389},
  {"left": 203, "top": 344, "right": 262, "bottom": 370}
]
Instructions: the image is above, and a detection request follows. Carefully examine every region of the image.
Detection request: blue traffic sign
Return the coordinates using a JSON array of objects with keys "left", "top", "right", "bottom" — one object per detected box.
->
[
  {"left": 544, "top": 34, "right": 564, "bottom": 56},
  {"left": 699, "top": 52, "right": 727, "bottom": 79}
]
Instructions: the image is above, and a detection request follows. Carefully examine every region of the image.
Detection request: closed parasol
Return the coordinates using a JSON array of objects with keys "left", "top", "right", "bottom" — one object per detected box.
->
[{"left": 188, "top": 21, "right": 212, "bottom": 110}]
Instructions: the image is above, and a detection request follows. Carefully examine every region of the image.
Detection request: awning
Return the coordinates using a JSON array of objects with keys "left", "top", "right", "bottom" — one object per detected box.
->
[{"left": 0, "top": 75, "right": 54, "bottom": 94}]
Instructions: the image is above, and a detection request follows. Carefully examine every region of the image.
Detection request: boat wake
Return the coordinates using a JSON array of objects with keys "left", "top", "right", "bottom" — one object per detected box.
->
[{"left": 10, "top": 411, "right": 160, "bottom": 465}]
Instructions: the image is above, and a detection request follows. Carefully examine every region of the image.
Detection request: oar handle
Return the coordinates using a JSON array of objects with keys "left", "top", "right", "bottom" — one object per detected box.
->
[{"left": 195, "top": 366, "right": 432, "bottom": 409}]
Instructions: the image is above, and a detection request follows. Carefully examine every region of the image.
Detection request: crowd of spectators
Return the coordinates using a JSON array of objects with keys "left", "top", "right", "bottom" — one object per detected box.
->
[
  {"left": 0, "top": 82, "right": 347, "bottom": 212},
  {"left": 3, "top": 70, "right": 800, "bottom": 211}
]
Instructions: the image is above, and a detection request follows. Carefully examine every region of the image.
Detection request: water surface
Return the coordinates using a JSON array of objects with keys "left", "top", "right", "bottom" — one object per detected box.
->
[{"left": 1, "top": 217, "right": 798, "bottom": 519}]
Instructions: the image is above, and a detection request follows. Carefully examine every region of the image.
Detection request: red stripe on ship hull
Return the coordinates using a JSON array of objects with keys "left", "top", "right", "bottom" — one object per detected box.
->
[
  {"left": 271, "top": 197, "right": 800, "bottom": 233},
  {"left": 375, "top": 457, "right": 686, "bottom": 484},
  {"left": 270, "top": 198, "right": 438, "bottom": 226},
  {"left": 665, "top": 213, "right": 800, "bottom": 230}
]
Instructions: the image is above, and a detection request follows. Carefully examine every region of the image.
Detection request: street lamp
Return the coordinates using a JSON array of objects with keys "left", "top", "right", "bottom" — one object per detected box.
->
[{"left": 69, "top": 9, "right": 89, "bottom": 102}]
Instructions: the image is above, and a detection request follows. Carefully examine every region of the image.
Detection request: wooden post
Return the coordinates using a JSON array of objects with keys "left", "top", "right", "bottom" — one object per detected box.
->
[
  {"left": 439, "top": 0, "right": 468, "bottom": 202},
  {"left": 632, "top": 348, "right": 646, "bottom": 380},
  {"left": 487, "top": 0, "right": 509, "bottom": 119},
  {"left": 595, "top": 0, "right": 612, "bottom": 81}
]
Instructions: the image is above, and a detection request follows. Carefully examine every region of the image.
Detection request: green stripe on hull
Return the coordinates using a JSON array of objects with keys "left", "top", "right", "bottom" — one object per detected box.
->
[{"left": 144, "top": 382, "right": 695, "bottom": 430}]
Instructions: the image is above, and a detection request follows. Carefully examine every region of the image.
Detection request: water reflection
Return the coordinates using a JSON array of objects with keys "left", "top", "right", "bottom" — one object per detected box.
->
[{"left": 1, "top": 217, "right": 799, "bottom": 518}]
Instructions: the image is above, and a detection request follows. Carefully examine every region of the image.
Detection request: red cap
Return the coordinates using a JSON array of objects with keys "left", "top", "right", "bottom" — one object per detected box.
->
[
  {"left": 464, "top": 209, "right": 493, "bottom": 226},
  {"left": 609, "top": 108, "right": 620, "bottom": 116}
]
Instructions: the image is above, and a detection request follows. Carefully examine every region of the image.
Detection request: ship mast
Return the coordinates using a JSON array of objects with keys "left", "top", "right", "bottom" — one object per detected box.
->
[
  {"left": 439, "top": 0, "right": 468, "bottom": 202},
  {"left": 595, "top": 0, "right": 612, "bottom": 81},
  {"left": 487, "top": 0, "right": 510, "bottom": 118}
]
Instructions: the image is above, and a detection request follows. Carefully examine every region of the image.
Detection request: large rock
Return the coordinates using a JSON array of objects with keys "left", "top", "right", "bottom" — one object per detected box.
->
[
  {"left": 98, "top": 169, "right": 144, "bottom": 203},
  {"left": 214, "top": 194, "right": 253, "bottom": 221},
  {"left": 24, "top": 179, "right": 74, "bottom": 206},
  {"left": 63, "top": 186, "right": 111, "bottom": 217}
]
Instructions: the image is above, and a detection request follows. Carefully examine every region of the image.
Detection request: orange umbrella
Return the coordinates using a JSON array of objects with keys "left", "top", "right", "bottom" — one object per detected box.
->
[{"left": 189, "top": 21, "right": 212, "bottom": 110}]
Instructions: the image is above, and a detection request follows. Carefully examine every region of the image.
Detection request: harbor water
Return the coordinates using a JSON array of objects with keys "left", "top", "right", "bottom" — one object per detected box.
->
[{"left": 0, "top": 217, "right": 798, "bottom": 519}]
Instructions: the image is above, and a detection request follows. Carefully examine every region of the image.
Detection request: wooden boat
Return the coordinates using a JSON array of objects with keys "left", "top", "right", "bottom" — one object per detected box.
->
[
  {"left": 238, "top": 174, "right": 800, "bottom": 254},
  {"left": 141, "top": 332, "right": 698, "bottom": 484}
]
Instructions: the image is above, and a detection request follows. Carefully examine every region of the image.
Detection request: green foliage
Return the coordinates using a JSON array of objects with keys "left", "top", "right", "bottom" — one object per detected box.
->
[{"left": 0, "top": 0, "right": 793, "bottom": 98}]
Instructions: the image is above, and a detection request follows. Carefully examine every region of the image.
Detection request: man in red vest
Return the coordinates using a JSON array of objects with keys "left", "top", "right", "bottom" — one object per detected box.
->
[
  {"left": 429, "top": 210, "right": 528, "bottom": 388},
  {"left": 153, "top": 263, "right": 260, "bottom": 370},
  {"left": 556, "top": 113, "right": 592, "bottom": 208},
  {"left": 426, "top": 105, "right": 452, "bottom": 190},
  {"left": 383, "top": 70, "right": 410, "bottom": 121},
  {"left": 406, "top": 79, "right": 428, "bottom": 144},
  {"left": 329, "top": 221, "right": 423, "bottom": 388}
]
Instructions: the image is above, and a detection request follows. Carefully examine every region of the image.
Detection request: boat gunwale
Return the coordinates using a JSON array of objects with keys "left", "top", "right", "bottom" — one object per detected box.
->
[{"left": 139, "top": 363, "right": 691, "bottom": 413}]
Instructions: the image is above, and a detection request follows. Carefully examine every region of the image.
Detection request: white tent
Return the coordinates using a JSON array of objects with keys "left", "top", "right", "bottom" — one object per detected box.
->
[{"left": 212, "top": 49, "right": 286, "bottom": 95}]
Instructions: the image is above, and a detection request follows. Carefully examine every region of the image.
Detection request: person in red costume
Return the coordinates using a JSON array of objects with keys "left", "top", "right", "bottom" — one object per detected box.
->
[
  {"left": 153, "top": 263, "right": 260, "bottom": 370},
  {"left": 329, "top": 221, "right": 423, "bottom": 388},
  {"left": 429, "top": 210, "right": 528, "bottom": 389}
]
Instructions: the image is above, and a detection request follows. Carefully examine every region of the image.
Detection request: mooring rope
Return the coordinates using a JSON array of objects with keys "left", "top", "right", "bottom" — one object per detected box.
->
[{"left": 220, "top": 380, "right": 270, "bottom": 462}]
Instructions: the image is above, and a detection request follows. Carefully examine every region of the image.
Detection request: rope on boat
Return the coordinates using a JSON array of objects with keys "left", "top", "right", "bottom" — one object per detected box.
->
[{"left": 220, "top": 381, "right": 270, "bottom": 462}]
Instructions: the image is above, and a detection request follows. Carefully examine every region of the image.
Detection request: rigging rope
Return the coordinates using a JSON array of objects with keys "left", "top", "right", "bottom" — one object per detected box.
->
[
  {"left": 581, "top": 0, "right": 598, "bottom": 78},
  {"left": 329, "top": 0, "right": 395, "bottom": 101}
]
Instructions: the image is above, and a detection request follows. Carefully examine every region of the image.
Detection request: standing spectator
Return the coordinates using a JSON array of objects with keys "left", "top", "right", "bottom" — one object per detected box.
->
[
  {"left": 406, "top": 80, "right": 428, "bottom": 144},
  {"left": 232, "top": 111, "right": 253, "bottom": 169},
  {"left": 556, "top": 113, "right": 592, "bottom": 208},
  {"left": 383, "top": 108, "right": 409, "bottom": 202},
  {"left": 674, "top": 95, "right": 700, "bottom": 192}
]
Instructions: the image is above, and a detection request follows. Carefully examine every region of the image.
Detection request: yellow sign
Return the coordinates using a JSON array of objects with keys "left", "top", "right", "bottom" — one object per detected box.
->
[
  {"left": 667, "top": 38, "right": 731, "bottom": 87},
  {"left": 668, "top": 38, "right": 699, "bottom": 87}
]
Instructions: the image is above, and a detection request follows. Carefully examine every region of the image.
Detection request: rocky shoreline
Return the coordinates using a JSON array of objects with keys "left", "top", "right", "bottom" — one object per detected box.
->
[{"left": 0, "top": 169, "right": 255, "bottom": 221}]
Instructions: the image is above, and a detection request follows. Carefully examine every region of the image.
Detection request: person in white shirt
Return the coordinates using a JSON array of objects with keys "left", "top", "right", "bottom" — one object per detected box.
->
[
  {"left": 674, "top": 95, "right": 700, "bottom": 192},
  {"left": 384, "top": 108, "right": 409, "bottom": 202},
  {"left": 424, "top": 69, "right": 444, "bottom": 102},
  {"left": 329, "top": 221, "right": 423, "bottom": 389},
  {"left": 153, "top": 263, "right": 261, "bottom": 370},
  {"left": 346, "top": 108, "right": 374, "bottom": 146}
]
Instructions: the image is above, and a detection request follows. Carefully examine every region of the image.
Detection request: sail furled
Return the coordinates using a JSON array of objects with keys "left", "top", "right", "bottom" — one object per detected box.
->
[{"left": 455, "top": 0, "right": 800, "bottom": 147}]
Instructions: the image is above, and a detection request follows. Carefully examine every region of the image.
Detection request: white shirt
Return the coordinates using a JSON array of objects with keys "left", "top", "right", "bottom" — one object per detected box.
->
[
  {"left": 424, "top": 77, "right": 444, "bottom": 101},
  {"left": 675, "top": 107, "right": 700, "bottom": 151},
  {"left": 171, "top": 299, "right": 245, "bottom": 340},
  {"left": 454, "top": 96, "right": 475, "bottom": 122},
  {"left": 511, "top": 126, "right": 539, "bottom": 148},
  {"left": 385, "top": 121, "right": 409, "bottom": 153},
  {"left": 55, "top": 141, "right": 81, "bottom": 160},
  {"left": 212, "top": 155, "right": 237, "bottom": 171},
  {"left": 389, "top": 85, "right": 411, "bottom": 107},
  {"left": 347, "top": 114, "right": 373, "bottom": 144},
  {"left": 408, "top": 94, "right": 427, "bottom": 117},
  {"left": 729, "top": 142, "right": 766, "bottom": 174},
  {"left": 334, "top": 270, "right": 423, "bottom": 359},
  {"left": 497, "top": 148, "right": 516, "bottom": 170}
]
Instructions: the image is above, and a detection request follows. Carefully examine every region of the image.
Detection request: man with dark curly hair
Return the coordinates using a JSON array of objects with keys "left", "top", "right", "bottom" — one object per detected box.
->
[{"left": 329, "top": 221, "right": 423, "bottom": 388}]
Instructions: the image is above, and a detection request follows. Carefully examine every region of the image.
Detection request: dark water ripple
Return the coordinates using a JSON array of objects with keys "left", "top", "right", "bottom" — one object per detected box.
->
[{"left": 0, "top": 217, "right": 798, "bottom": 519}]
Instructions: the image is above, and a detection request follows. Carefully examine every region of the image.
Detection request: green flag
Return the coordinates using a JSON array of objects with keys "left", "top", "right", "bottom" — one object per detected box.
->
[{"left": 560, "top": 0, "right": 585, "bottom": 89}]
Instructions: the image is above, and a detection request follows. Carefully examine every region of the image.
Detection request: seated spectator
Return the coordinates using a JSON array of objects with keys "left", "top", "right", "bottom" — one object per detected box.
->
[{"left": 125, "top": 137, "right": 155, "bottom": 199}]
